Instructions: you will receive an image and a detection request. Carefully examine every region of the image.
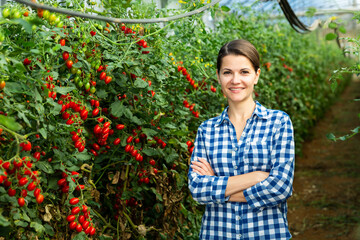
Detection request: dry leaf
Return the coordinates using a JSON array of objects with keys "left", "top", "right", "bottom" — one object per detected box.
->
[
  {"left": 112, "top": 171, "right": 120, "bottom": 184},
  {"left": 138, "top": 225, "right": 147, "bottom": 236},
  {"left": 91, "top": 189, "right": 101, "bottom": 203},
  {"left": 43, "top": 204, "right": 53, "bottom": 222}
]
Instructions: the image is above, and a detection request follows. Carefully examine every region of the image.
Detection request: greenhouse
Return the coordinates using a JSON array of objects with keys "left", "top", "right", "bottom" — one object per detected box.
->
[{"left": 0, "top": 0, "right": 359, "bottom": 239}]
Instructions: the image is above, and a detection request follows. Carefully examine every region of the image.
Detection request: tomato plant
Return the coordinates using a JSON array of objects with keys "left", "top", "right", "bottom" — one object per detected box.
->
[{"left": 0, "top": 1, "right": 351, "bottom": 239}]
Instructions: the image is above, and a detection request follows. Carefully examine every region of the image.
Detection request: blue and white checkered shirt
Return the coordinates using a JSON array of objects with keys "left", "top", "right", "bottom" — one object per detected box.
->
[{"left": 188, "top": 101, "right": 295, "bottom": 240}]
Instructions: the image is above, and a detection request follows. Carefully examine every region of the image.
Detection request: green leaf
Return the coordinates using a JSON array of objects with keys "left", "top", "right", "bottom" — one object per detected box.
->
[
  {"left": 0, "top": 214, "right": 10, "bottom": 227},
  {"left": 165, "top": 152, "right": 178, "bottom": 163},
  {"left": 150, "top": 187, "right": 163, "bottom": 201},
  {"left": 326, "top": 133, "right": 336, "bottom": 141},
  {"left": 34, "top": 88, "right": 42, "bottom": 102},
  {"left": 39, "top": 128, "right": 47, "bottom": 139},
  {"left": 53, "top": 44, "right": 61, "bottom": 52},
  {"left": 0, "top": 115, "right": 22, "bottom": 132},
  {"left": 325, "top": 33, "right": 337, "bottom": 41},
  {"left": 134, "top": 79, "right": 148, "bottom": 88},
  {"left": 141, "top": 128, "right": 158, "bottom": 137},
  {"left": 14, "top": 220, "right": 28, "bottom": 227},
  {"left": 142, "top": 148, "right": 161, "bottom": 156},
  {"left": 21, "top": 209, "right": 31, "bottom": 222},
  {"left": 36, "top": 161, "right": 54, "bottom": 174},
  {"left": 30, "top": 222, "right": 45, "bottom": 233},
  {"left": 338, "top": 25, "right": 346, "bottom": 34},
  {"left": 221, "top": 6, "right": 231, "bottom": 12},
  {"left": 74, "top": 152, "right": 91, "bottom": 161},
  {"left": 328, "top": 22, "right": 337, "bottom": 29},
  {"left": 13, "top": 18, "right": 33, "bottom": 33},
  {"left": 53, "top": 86, "right": 76, "bottom": 95},
  {"left": 96, "top": 88, "right": 108, "bottom": 98},
  {"left": 110, "top": 101, "right": 125, "bottom": 117},
  {"left": 44, "top": 224, "right": 55, "bottom": 236},
  {"left": 61, "top": 46, "right": 72, "bottom": 53},
  {"left": 17, "top": 111, "right": 31, "bottom": 127},
  {"left": 330, "top": 80, "right": 338, "bottom": 92}
]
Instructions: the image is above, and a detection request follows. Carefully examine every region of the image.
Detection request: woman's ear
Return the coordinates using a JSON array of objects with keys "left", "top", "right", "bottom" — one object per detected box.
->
[
  {"left": 254, "top": 68, "right": 261, "bottom": 85},
  {"left": 216, "top": 69, "right": 220, "bottom": 84}
]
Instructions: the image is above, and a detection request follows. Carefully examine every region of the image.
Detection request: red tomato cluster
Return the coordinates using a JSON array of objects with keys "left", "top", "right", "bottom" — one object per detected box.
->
[
  {"left": 182, "top": 100, "right": 200, "bottom": 118},
  {"left": 186, "top": 140, "right": 194, "bottom": 154},
  {"left": 120, "top": 24, "right": 149, "bottom": 54},
  {"left": 0, "top": 157, "right": 43, "bottom": 207},
  {"left": 59, "top": 94, "right": 88, "bottom": 127},
  {"left": 66, "top": 200, "right": 96, "bottom": 236},
  {"left": 178, "top": 65, "right": 198, "bottom": 90},
  {"left": 57, "top": 170, "right": 84, "bottom": 193}
]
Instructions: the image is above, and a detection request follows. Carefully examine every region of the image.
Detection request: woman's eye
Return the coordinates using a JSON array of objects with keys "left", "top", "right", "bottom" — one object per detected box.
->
[
  {"left": 223, "top": 71, "right": 231, "bottom": 75},
  {"left": 241, "top": 71, "right": 249, "bottom": 75}
]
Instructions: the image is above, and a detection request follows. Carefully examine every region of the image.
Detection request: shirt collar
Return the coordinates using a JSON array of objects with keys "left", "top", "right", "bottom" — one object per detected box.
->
[{"left": 215, "top": 101, "right": 269, "bottom": 126}]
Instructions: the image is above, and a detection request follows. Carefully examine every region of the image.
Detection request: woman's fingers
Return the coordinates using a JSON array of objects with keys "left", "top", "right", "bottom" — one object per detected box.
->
[
  {"left": 190, "top": 164, "right": 208, "bottom": 175},
  {"left": 191, "top": 157, "right": 215, "bottom": 176}
]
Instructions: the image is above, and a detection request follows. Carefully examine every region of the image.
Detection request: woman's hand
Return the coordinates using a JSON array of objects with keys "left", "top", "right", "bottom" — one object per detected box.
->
[{"left": 190, "top": 157, "right": 215, "bottom": 176}]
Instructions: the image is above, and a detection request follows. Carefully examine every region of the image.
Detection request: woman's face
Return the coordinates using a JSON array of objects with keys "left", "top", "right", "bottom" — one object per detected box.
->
[{"left": 217, "top": 54, "right": 260, "bottom": 104}]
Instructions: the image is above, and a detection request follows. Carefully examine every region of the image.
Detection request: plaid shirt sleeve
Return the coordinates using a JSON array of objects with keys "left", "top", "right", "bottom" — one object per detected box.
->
[
  {"left": 188, "top": 126, "right": 229, "bottom": 205},
  {"left": 243, "top": 114, "right": 295, "bottom": 212}
]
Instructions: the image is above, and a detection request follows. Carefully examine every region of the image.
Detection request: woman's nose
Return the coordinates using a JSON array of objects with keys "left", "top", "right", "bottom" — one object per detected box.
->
[{"left": 231, "top": 73, "right": 242, "bottom": 84}]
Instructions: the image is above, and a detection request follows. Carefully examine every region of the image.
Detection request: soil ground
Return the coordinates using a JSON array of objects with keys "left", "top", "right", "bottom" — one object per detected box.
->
[{"left": 287, "top": 76, "right": 360, "bottom": 240}]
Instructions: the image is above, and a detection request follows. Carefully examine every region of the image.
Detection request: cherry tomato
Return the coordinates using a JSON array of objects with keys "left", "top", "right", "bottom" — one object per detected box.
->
[
  {"left": 66, "top": 215, "right": 76, "bottom": 222},
  {"left": 92, "top": 108, "right": 99, "bottom": 117},
  {"left": 8, "top": 188, "right": 16, "bottom": 197},
  {"left": 62, "top": 52, "right": 69, "bottom": 61},
  {"left": 19, "top": 177, "right": 28, "bottom": 186},
  {"left": 69, "top": 197, "right": 79, "bottom": 205},
  {"left": 116, "top": 124, "right": 125, "bottom": 130},
  {"left": 99, "top": 72, "right": 106, "bottom": 80},
  {"left": 27, "top": 181, "right": 36, "bottom": 191},
  {"left": 2, "top": 8, "right": 10, "bottom": 18},
  {"left": 59, "top": 39, "right": 66, "bottom": 46},
  {"left": 18, "top": 197, "right": 25, "bottom": 207},
  {"left": 66, "top": 60, "right": 73, "bottom": 69},
  {"left": 71, "top": 206, "right": 80, "bottom": 215},
  {"left": 126, "top": 136, "right": 133, "bottom": 144},
  {"left": 69, "top": 221, "right": 77, "bottom": 230},
  {"left": 113, "top": 138, "right": 121, "bottom": 145},
  {"left": 76, "top": 223, "right": 83, "bottom": 232},
  {"left": 104, "top": 76, "right": 112, "bottom": 84},
  {"left": 36, "top": 194, "right": 44, "bottom": 204},
  {"left": 0, "top": 80, "right": 5, "bottom": 90},
  {"left": 34, "top": 188, "right": 41, "bottom": 197}
]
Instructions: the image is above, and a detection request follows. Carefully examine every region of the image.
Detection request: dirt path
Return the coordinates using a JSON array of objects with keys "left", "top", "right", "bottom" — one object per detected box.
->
[{"left": 287, "top": 76, "right": 360, "bottom": 240}]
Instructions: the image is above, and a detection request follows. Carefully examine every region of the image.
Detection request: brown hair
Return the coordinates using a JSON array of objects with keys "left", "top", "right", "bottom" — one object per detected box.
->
[{"left": 217, "top": 39, "right": 260, "bottom": 73}]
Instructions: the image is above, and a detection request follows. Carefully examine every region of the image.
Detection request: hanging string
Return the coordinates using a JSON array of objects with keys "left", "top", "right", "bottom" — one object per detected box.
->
[{"left": 12, "top": 0, "right": 222, "bottom": 23}]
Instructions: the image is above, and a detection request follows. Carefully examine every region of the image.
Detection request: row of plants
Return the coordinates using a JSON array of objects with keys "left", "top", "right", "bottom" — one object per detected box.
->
[
  {"left": 0, "top": 0, "right": 351, "bottom": 239},
  {"left": 327, "top": 13, "right": 360, "bottom": 141}
]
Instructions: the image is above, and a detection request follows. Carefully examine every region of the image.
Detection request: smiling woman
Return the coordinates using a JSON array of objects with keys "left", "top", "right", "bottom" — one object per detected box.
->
[{"left": 188, "top": 39, "right": 295, "bottom": 240}]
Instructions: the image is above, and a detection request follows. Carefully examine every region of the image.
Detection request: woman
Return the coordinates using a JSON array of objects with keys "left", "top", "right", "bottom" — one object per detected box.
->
[{"left": 188, "top": 39, "right": 295, "bottom": 240}]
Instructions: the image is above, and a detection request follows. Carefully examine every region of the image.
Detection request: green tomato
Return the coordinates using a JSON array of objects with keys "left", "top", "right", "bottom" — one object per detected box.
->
[
  {"left": 77, "top": 69, "right": 82, "bottom": 75},
  {"left": 84, "top": 82, "right": 90, "bottom": 90},
  {"left": 11, "top": 9, "right": 21, "bottom": 19},
  {"left": 77, "top": 80, "right": 83, "bottom": 88},
  {"left": 0, "top": 32, "right": 4, "bottom": 42},
  {"left": 32, "top": 25, "right": 37, "bottom": 31},
  {"left": 57, "top": 21, "right": 64, "bottom": 28},
  {"left": 43, "top": 10, "right": 50, "bottom": 20},
  {"left": 2, "top": 8, "right": 11, "bottom": 18},
  {"left": 90, "top": 86, "right": 96, "bottom": 94},
  {"left": 71, "top": 67, "right": 78, "bottom": 75},
  {"left": 74, "top": 76, "right": 80, "bottom": 84}
]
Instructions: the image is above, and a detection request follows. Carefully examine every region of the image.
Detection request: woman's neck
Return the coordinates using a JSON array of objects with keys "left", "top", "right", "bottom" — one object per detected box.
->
[{"left": 227, "top": 98, "right": 256, "bottom": 122}]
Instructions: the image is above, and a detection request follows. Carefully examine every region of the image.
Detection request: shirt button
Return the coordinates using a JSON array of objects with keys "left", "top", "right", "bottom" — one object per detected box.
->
[
  {"left": 234, "top": 147, "right": 238, "bottom": 152},
  {"left": 236, "top": 216, "right": 241, "bottom": 220},
  {"left": 238, "top": 234, "right": 242, "bottom": 238},
  {"left": 234, "top": 166, "right": 238, "bottom": 169}
]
